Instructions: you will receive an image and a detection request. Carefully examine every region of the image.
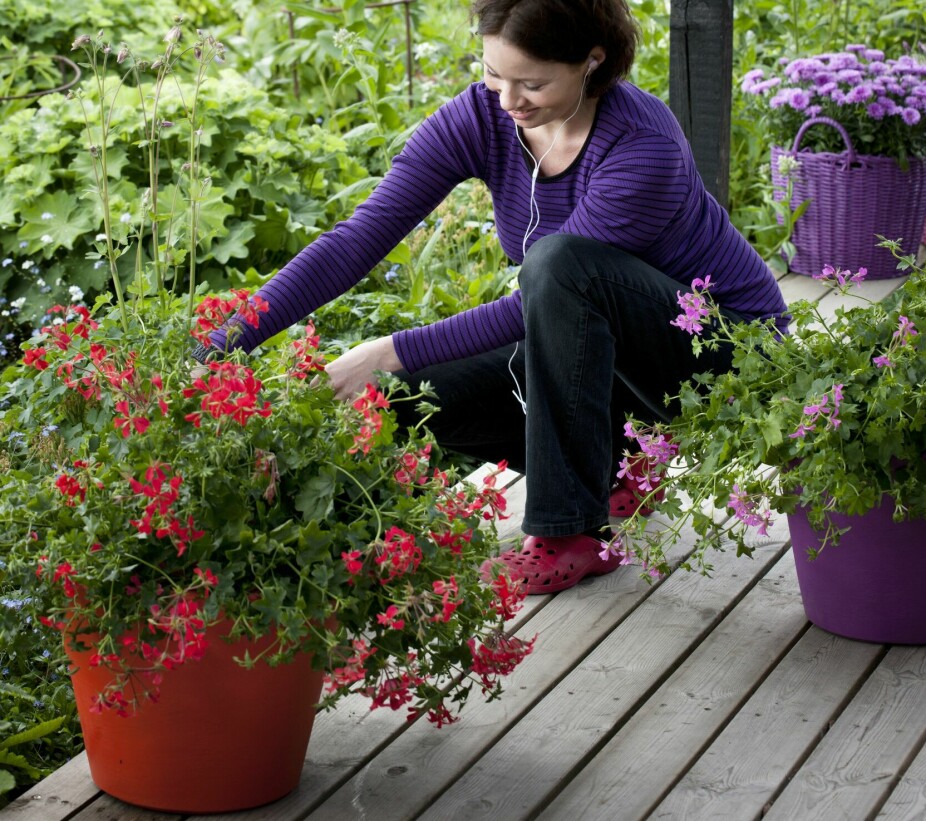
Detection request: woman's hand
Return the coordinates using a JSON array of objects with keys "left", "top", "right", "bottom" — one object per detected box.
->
[{"left": 325, "top": 335, "right": 402, "bottom": 401}]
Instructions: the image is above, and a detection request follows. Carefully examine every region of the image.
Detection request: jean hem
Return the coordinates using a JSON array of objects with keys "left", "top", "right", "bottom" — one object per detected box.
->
[{"left": 520, "top": 513, "right": 610, "bottom": 539}]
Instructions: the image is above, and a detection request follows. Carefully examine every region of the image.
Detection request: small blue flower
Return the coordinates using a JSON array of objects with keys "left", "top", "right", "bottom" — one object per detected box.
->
[
  {"left": 480, "top": 220, "right": 495, "bottom": 235},
  {"left": 1, "top": 258, "right": 11, "bottom": 267},
  {"left": 41, "top": 424, "right": 58, "bottom": 437},
  {"left": 385, "top": 264, "right": 400, "bottom": 283}
]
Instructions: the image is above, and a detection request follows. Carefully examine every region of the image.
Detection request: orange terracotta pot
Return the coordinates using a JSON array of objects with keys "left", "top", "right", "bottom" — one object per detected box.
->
[{"left": 66, "top": 620, "right": 324, "bottom": 813}]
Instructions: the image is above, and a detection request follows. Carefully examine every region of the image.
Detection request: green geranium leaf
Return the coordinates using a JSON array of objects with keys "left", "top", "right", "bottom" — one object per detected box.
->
[
  {"left": 295, "top": 473, "right": 336, "bottom": 521},
  {"left": 760, "top": 414, "right": 784, "bottom": 449},
  {"left": 208, "top": 220, "right": 255, "bottom": 265},
  {"left": 18, "top": 190, "right": 96, "bottom": 254}
]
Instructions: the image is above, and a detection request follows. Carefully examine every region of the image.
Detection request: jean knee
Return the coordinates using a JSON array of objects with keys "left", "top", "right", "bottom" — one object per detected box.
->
[{"left": 519, "top": 234, "right": 592, "bottom": 303}]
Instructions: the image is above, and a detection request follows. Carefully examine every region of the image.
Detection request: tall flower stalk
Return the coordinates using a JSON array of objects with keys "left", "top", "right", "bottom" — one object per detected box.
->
[{"left": 70, "top": 21, "right": 226, "bottom": 323}]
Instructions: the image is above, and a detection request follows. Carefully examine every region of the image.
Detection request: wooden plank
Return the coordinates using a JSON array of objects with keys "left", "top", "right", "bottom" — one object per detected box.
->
[
  {"left": 762, "top": 645, "right": 926, "bottom": 820},
  {"left": 535, "top": 552, "right": 807, "bottom": 821},
  {"left": 412, "top": 518, "right": 792, "bottom": 820},
  {"left": 669, "top": 0, "right": 733, "bottom": 207},
  {"left": 69, "top": 794, "right": 179, "bottom": 821},
  {"left": 0, "top": 754, "right": 98, "bottom": 820},
  {"left": 876, "top": 738, "right": 926, "bottom": 820},
  {"left": 304, "top": 511, "right": 705, "bottom": 820},
  {"left": 648, "top": 628, "right": 884, "bottom": 820}
]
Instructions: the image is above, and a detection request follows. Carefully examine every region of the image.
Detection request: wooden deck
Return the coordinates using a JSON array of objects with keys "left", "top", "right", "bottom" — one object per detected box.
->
[{"left": 5, "top": 271, "right": 926, "bottom": 821}]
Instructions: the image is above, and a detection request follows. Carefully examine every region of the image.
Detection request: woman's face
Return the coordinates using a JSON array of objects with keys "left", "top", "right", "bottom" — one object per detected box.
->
[{"left": 482, "top": 35, "right": 595, "bottom": 129}]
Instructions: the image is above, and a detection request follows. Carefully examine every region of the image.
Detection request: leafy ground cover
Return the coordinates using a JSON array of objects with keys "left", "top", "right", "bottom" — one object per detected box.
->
[{"left": 0, "top": 0, "right": 924, "bottom": 805}]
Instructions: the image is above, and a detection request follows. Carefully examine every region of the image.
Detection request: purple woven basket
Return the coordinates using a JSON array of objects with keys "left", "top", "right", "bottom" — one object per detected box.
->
[{"left": 771, "top": 116, "right": 926, "bottom": 280}]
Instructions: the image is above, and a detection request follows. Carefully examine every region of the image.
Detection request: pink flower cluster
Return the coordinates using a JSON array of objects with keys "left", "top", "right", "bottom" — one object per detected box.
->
[
  {"left": 671, "top": 275, "right": 714, "bottom": 335},
  {"left": 874, "top": 315, "right": 919, "bottom": 369},
  {"left": 727, "top": 483, "right": 773, "bottom": 536},
  {"left": 618, "top": 421, "right": 678, "bottom": 493},
  {"left": 789, "top": 383, "right": 844, "bottom": 439},
  {"left": 812, "top": 264, "right": 867, "bottom": 287}
]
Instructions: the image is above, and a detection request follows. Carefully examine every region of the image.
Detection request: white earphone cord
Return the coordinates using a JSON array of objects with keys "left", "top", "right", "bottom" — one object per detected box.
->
[{"left": 510, "top": 62, "right": 595, "bottom": 415}]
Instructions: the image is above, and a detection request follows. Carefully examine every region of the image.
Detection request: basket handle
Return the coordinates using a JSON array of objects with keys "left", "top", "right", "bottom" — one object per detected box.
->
[{"left": 791, "top": 116, "right": 857, "bottom": 164}]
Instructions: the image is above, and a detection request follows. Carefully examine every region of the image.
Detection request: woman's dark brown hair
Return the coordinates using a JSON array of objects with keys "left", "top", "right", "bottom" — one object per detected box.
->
[{"left": 470, "top": 0, "right": 640, "bottom": 98}]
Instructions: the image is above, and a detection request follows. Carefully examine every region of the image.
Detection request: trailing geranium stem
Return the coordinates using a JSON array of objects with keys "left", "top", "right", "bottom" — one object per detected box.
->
[{"left": 331, "top": 462, "right": 384, "bottom": 538}]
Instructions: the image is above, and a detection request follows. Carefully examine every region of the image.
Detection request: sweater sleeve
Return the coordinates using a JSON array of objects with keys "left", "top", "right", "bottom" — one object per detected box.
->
[
  {"left": 207, "top": 86, "right": 490, "bottom": 355},
  {"left": 393, "top": 291, "right": 526, "bottom": 373}
]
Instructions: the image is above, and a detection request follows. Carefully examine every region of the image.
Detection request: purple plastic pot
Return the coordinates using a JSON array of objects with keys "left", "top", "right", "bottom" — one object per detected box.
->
[{"left": 788, "top": 499, "right": 926, "bottom": 644}]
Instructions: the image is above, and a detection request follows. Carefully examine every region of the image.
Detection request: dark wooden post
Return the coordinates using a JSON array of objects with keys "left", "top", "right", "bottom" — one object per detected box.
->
[{"left": 669, "top": 0, "right": 734, "bottom": 208}]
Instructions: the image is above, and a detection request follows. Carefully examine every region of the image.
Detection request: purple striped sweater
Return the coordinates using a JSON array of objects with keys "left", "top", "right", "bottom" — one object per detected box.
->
[{"left": 210, "top": 81, "right": 787, "bottom": 371}]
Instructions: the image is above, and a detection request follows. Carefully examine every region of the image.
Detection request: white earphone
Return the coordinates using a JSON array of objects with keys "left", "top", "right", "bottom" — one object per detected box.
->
[
  {"left": 509, "top": 55, "right": 600, "bottom": 414},
  {"left": 517, "top": 56, "right": 599, "bottom": 257}
]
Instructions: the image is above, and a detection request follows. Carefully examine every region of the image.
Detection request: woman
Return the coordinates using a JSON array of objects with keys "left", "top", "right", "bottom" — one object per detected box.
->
[{"left": 196, "top": 0, "right": 788, "bottom": 594}]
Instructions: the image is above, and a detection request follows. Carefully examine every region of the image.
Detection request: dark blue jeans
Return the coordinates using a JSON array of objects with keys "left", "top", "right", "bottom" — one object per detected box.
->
[{"left": 394, "top": 234, "right": 740, "bottom": 537}]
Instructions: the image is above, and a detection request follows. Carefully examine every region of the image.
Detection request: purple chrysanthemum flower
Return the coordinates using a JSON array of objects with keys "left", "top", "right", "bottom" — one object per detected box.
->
[
  {"left": 741, "top": 68, "right": 764, "bottom": 93},
  {"left": 867, "top": 102, "right": 886, "bottom": 120},
  {"left": 789, "top": 89, "right": 812, "bottom": 110},
  {"left": 769, "top": 91, "right": 789, "bottom": 109},
  {"left": 750, "top": 77, "right": 782, "bottom": 95},
  {"left": 845, "top": 83, "right": 874, "bottom": 103},
  {"left": 902, "top": 107, "right": 921, "bottom": 125},
  {"left": 836, "top": 68, "right": 864, "bottom": 85}
]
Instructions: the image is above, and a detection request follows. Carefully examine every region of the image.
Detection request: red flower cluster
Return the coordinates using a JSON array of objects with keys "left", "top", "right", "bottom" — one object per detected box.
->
[
  {"left": 468, "top": 632, "right": 536, "bottom": 693},
  {"left": 437, "top": 461, "right": 510, "bottom": 522},
  {"left": 23, "top": 346, "right": 49, "bottom": 370},
  {"left": 182, "top": 361, "right": 272, "bottom": 428},
  {"left": 326, "top": 638, "right": 378, "bottom": 691},
  {"left": 489, "top": 573, "right": 527, "bottom": 621},
  {"left": 374, "top": 526, "right": 423, "bottom": 582},
  {"left": 348, "top": 384, "right": 390, "bottom": 455},
  {"left": 394, "top": 443, "right": 434, "bottom": 488},
  {"left": 87, "top": 570, "right": 218, "bottom": 716},
  {"left": 55, "top": 459, "right": 93, "bottom": 506},
  {"left": 128, "top": 463, "right": 204, "bottom": 556},
  {"left": 288, "top": 321, "right": 326, "bottom": 379},
  {"left": 428, "top": 526, "right": 473, "bottom": 555},
  {"left": 430, "top": 576, "right": 462, "bottom": 623},
  {"left": 191, "top": 289, "right": 269, "bottom": 347},
  {"left": 52, "top": 561, "right": 78, "bottom": 599},
  {"left": 376, "top": 604, "right": 406, "bottom": 630}
]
